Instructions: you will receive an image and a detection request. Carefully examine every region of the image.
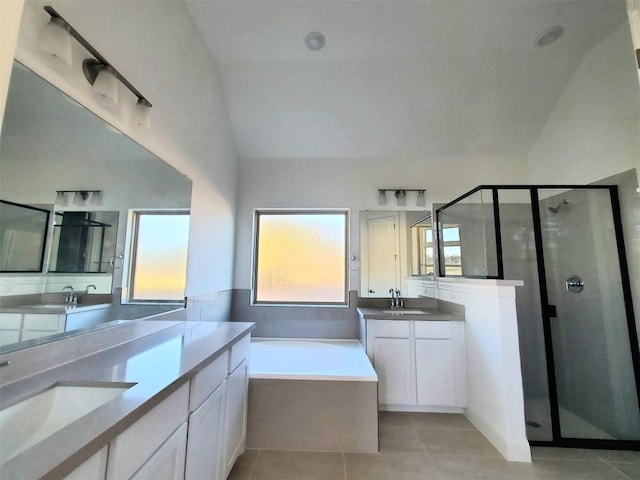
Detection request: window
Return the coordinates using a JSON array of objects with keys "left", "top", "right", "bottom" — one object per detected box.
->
[
  {"left": 127, "top": 211, "right": 190, "bottom": 303},
  {"left": 441, "top": 225, "right": 462, "bottom": 275},
  {"left": 253, "top": 210, "right": 348, "bottom": 305}
]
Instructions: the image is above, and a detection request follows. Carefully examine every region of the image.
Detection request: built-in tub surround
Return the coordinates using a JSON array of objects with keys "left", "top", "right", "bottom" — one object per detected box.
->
[
  {"left": 247, "top": 338, "right": 378, "bottom": 454},
  {"left": 0, "top": 318, "right": 255, "bottom": 479}
]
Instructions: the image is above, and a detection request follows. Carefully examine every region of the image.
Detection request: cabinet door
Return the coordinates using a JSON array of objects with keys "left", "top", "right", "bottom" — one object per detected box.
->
[
  {"left": 130, "top": 423, "right": 187, "bottom": 480},
  {"left": 223, "top": 358, "right": 249, "bottom": 477},
  {"left": 415, "top": 339, "right": 454, "bottom": 406},
  {"left": 372, "top": 337, "right": 413, "bottom": 405},
  {"left": 185, "top": 380, "right": 227, "bottom": 480}
]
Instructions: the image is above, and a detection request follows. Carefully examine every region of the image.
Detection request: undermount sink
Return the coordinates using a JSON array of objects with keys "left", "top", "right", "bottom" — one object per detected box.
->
[
  {"left": 0, "top": 383, "right": 132, "bottom": 463},
  {"left": 381, "top": 309, "right": 430, "bottom": 315}
]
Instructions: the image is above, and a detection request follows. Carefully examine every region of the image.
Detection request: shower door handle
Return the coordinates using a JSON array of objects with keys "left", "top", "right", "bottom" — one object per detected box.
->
[{"left": 545, "top": 304, "right": 557, "bottom": 318}]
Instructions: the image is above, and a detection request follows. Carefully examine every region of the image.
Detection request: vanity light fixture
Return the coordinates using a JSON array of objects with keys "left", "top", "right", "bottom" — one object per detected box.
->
[
  {"left": 56, "top": 190, "right": 102, "bottom": 207},
  {"left": 131, "top": 98, "right": 152, "bottom": 130},
  {"left": 41, "top": 6, "right": 153, "bottom": 125},
  {"left": 36, "top": 16, "right": 73, "bottom": 69},
  {"left": 378, "top": 189, "right": 427, "bottom": 207}
]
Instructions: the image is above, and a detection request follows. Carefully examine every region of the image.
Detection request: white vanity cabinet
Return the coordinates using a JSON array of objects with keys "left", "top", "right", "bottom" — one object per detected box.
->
[
  {"left": 223, "top": 335, "right": 250, "bottom": 478},
  {"left": 367, "top": 320, "right": 413, "bottom": 405},
  {"left": 185, "top": 351, "right": 228, "bottom": 480},
  {"left": 414, "top": 321, "right": 466, "bottom": 408},
  {"left": 366, "top": 319, "right": 466, "bottom": 411}
]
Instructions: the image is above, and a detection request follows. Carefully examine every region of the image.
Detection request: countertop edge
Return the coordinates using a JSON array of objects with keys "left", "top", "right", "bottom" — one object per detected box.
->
[{"left": 356, "top": 307, "right": 464, "bottom": 321}]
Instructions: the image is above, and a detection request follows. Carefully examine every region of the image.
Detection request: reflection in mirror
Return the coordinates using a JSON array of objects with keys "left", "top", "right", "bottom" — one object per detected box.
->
[
  {"left": 0, "top": 61, "right": 192, "bottom": 353},
  {"left": 0, "top": 200, "right": 50, "bottom": 272},
  {"left": 48, "top": 211, "right": 118, "bottom": 273},
  {"left": 360, "top": 210, "right": 433, "bottom": 299}
]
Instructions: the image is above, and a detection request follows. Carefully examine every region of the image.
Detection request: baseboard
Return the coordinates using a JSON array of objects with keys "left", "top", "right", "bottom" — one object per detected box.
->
[{"left": 465, "top": 409, "right": 532, "bottom": 462}]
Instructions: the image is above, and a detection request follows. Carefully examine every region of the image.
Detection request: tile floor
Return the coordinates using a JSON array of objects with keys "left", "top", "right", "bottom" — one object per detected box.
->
[{"left": 229, "top": 412, "right": 640, "bottom": 480}]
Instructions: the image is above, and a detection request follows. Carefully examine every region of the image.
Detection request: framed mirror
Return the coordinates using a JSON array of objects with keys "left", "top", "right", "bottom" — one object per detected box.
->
[
  {"left": 0, "top": 61, "right": 192, "bottom": 352},
  {"left": 360, "top": 210, "right": 434, "bottom": 298}
]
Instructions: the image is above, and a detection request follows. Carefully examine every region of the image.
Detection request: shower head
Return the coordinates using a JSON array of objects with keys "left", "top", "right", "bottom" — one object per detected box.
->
[{"left": 548, "top": 200, "right": 570, "bottom": 213}]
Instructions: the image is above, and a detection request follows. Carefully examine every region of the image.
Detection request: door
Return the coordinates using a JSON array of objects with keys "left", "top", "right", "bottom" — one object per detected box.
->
[
  {"left": 372, "top": 337, "right": 413, "bottom": 405},
  {"left": 186, "top": 380, "right": 227, "bottom": 480},
  {"left": 536, "top": 187, "right": 640, "bottom": 443},
  {"left": 223, "top": 358, "right": 249, "bottom": 477},
  {"left": 130, "top": 423, "right": 187, "bottom": 480},
  {"left": 364, "top": 213, "right": 399, "bottom": 297}
]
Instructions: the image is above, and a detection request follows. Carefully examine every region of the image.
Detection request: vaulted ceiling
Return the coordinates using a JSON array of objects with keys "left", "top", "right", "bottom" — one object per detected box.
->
[{"left": 185, "top": 0, "right": 628, "bottom": 160}]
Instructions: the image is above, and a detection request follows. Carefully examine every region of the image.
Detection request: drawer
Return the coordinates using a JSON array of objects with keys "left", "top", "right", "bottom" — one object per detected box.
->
[
  {"left": 368, "top": 319, "right": 410, "bottom": 338},
  {"left": 23, "top": 314, "right": 62, "bottom": 331},
  {"left": 229, "top": 333, "right": 250, "bottom": 373},
  {"left": 415, "top": 321, "right": 451, "bottom": 339},
  {"left": 190, "top": 350, "right": 228, "bottom": 411},
  {"left": 106, "top": 382, "right": 189, "bottom": 480},
  {"left": 0, "top": 313, "right": 22, "bottom": 329}
]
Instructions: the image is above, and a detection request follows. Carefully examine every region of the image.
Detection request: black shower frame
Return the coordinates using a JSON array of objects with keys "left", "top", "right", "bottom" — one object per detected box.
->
[{"left": 435, "top": 184, "right": 640, "bottom": 450}]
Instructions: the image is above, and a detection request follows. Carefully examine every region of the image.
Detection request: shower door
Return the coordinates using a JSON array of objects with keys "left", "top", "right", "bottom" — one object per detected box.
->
[{"left": 536, "top": 187, "right": 640, "bottom": 443}]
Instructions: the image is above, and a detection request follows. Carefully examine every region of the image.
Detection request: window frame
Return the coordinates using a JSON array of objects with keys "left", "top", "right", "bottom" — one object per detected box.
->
[
  {"left": 251, "top": 209, "right": 350, "bottom": 307},
  {"left": 122, "top": 208, "right": 190, "bottom": 305}
]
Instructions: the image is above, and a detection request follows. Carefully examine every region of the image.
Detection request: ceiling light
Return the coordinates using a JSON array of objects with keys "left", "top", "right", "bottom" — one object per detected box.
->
[
  {"left": 305, "top": 31, "right": 326, "bottom": 51},
  {"left": 535, "top": 26, "right": 564, "bottom": 47},
  {"left": 37, "top": 16, "right": 73, "bottom": 69}
]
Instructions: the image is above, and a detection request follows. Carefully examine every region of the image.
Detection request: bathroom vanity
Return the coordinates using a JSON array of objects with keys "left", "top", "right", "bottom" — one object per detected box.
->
[
  {"left": 358, "top": 307, "right": 466, "bottom": 412},
  {"left": 0, "top": 317, "right": 254, "bottom": 480}
]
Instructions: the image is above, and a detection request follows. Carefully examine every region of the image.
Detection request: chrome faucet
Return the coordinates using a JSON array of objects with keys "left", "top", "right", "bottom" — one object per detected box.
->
[
  {"left": 85, "top": 284, "right": 97, "bottom": 294},
  {"left": 389, "top": 289, "right": 404, "bottom": 309},
  {"left": 62, "top": 285, "right": 77, "bottom": 304}
]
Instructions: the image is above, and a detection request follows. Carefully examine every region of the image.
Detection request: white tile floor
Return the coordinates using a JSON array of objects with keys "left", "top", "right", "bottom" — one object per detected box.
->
[{"left": 229, "top": 413, "right": 640, "bottom": 480}]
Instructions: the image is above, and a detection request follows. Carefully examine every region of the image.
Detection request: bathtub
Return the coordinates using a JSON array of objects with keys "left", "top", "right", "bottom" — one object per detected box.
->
[{"left": 247, "top": 338, "right": 379, "bottom": 453}]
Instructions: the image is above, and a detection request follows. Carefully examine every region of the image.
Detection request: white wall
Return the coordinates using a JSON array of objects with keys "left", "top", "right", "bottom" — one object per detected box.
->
[
  {"left": 233, "top": 154, "right": 528, "bottom": 292},
  {"left": 3, "top": 1, "right": 239, "bottom": 297},
  {"left": 526, "top": 22, "right": 640, "bottom": 185}
]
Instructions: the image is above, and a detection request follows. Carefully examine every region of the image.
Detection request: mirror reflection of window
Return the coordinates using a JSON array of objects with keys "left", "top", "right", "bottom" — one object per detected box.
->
[
  {"left": 442, "top": 225, "right": 462, "bottom": 275},
  {"left": 128, "top": 211, "right": 190, "bottom": 303}
]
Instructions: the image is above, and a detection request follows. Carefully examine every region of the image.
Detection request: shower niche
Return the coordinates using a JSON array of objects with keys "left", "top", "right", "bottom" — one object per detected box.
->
[{"left": 435, "top": 179, "right": 640, "bottom": 450}]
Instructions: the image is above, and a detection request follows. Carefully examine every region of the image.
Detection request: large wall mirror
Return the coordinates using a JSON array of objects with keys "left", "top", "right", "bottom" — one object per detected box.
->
[
  {"left": 360, "top": 210, "right": 434, "bottom": 299},
  {"left": 0, "top": 61, "right": 192, "bottom": 352}
]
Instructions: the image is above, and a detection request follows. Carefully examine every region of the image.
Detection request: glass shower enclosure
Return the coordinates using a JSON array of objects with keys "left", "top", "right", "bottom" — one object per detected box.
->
[{"left": 435, "top": 184, "right": 640, "bottom": 449}]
